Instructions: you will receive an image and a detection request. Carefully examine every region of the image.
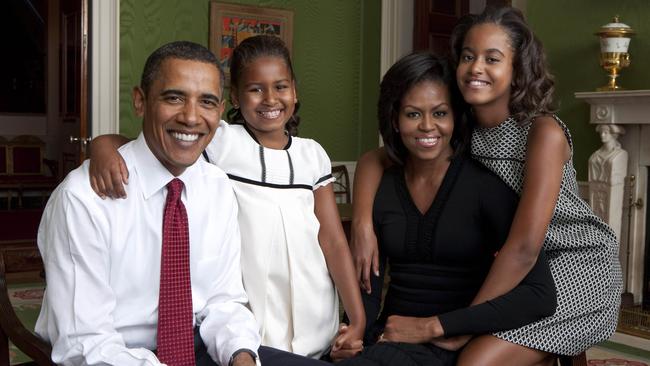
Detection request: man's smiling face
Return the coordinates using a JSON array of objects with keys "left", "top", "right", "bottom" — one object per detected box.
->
[{"left": 134, "top": 58, "right": 224, "bottom": 176}]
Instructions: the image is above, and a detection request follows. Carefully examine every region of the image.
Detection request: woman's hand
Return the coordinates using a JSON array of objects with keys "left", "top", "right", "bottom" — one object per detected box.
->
[
  {"left": 351, "top": 222, "right": 379, "bottom": 294},
  {"left": 330, "top": 323, "right": 364, "bottom": 361},
  {"left": 88, "top": 135, "right": 130, "bottom": 199},
  {"left": 431, "top": 335, "right": 472, "bottom": 351},
  {"left": 380, "top": 315, "right": 443, "bottom": 344}
]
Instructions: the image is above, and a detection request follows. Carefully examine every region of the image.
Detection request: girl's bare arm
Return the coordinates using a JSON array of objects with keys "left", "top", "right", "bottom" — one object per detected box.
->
[
  {"left": 88, "top": 134, "right": 131, "bottom": 198},
  {"left": 314, "top": 184, "right": 366, "bottom": 353},
  {"left": 470, "top": 116, "right": 570, "bottom": 305}
]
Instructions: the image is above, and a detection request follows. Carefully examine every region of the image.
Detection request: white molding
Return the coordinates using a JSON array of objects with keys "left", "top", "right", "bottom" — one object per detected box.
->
[
  {"left": 91, "top": 0, "right": 120, "bottom": 137},
  {"left": 380, "top": 0, "right": 413, "bottom": 78},
  {"left": 379, "top": 0, "right": 413, "bottom": 146},
  {"left": 575, "top": 90, "right": 650, "bottom": 302},
  {"left": 609, "top": 332, "right": 650, "bottom": 352}
]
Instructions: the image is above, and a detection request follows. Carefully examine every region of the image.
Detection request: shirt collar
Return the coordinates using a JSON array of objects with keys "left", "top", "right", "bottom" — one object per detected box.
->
[{"left": 130, "top": 133, "right": 201, "bottom": 200}]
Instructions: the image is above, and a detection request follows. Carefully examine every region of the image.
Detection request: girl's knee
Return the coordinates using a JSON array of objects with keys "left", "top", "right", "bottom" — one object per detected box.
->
[{"left": 457, "top": 335, "right": 552, "bottom": 366}]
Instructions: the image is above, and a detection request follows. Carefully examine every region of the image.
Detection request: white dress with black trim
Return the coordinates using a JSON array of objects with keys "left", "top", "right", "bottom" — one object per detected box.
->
[{"left": 204, "top": 120, "right": 338, "bottom": 359}]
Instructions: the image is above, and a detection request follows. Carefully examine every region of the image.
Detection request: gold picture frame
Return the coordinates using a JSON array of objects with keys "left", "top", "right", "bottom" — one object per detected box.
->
[{"left": 209, "top": 1, "right": 294, "bottom": 85}]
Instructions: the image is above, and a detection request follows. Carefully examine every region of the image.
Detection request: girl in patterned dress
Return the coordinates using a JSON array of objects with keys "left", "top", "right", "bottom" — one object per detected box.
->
[
  {"left": 87, "top": 35, "right": 365, "bottom": 361},
  {"left": 351, "top": 6, "right": 621, "bottom": 365}
]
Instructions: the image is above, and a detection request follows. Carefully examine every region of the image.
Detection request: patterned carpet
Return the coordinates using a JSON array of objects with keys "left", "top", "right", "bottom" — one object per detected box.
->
[
  {"left": 8, "top": 283, "right": 44, "bottom": 365},
  {"left": 7, "top": 283, "right": 650, "bottom": 365}
]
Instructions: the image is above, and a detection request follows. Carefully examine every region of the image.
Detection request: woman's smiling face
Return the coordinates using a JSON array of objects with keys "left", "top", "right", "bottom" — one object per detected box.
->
[{"left": 397, "top": 80, "right": 455, "bottom": 164}]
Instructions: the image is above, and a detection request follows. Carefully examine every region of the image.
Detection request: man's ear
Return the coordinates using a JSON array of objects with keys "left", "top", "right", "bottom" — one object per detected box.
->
[
  {"left": 216, "top": 99, "right": 226, "bottom": 119},
  {"left": 132, "top": 86, "right": 145, "bottom": 117}
]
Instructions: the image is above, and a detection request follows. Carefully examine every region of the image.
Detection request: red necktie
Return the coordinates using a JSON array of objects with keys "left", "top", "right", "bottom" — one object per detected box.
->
[{"left": 157, "top": 178, "right": 195, "bottom": 366}]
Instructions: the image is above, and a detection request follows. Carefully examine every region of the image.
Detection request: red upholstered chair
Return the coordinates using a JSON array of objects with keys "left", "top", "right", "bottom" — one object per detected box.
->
[
  {"left": 0, "top": 136, "right": 58, "bottom": 209},
  {"left": 0, "top": 250, "right": 54, "bottom": 366},
  {"left": 0, "top": 208, "right": 51, "bottom": 365},
  {"left": 10, "top": 136, "right": 45, "bottom": 175}
]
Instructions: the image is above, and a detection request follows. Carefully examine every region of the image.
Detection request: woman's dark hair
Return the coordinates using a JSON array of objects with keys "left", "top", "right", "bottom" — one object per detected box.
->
[
  {"left": 450, "top": 6, "right": 556, "bottom": 124},
  {"left": 226, "top": 35, "right": 301, "bottom": 136},
  {"left": 378, "top": 52, "right": 469, "bottom": 165}
]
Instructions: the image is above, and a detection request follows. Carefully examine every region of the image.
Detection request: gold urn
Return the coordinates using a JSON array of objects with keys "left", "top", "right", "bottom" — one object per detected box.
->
[{"left": 595, "top": 16, "right": 635, "bottom": 91}]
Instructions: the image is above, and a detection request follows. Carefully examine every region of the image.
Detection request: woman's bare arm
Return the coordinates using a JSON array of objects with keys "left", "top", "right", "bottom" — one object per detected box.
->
[{"left": 351, "top": 147, "right": 391, "bottom": 293}]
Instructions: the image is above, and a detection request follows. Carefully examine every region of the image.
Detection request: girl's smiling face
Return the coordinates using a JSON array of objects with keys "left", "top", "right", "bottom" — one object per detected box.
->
[
  {"left": 398, "top": 80, "right": 455, "bottom": 165},
  {"left": 230, "top": 55, "right": 297, "bottom": 148},
  {"left": 456, "top": 23, "right": 514, "bottom": 118}
]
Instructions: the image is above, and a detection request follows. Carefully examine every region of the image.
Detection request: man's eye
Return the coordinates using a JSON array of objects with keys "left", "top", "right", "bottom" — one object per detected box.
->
[{"left": 201, "top": 99, "right": 217, "bottom": 108}]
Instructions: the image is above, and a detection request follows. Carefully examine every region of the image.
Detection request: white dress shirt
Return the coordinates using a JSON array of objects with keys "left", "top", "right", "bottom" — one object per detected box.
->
[{"left": 35, "top": 133, "right": 261, "bottom": 366}]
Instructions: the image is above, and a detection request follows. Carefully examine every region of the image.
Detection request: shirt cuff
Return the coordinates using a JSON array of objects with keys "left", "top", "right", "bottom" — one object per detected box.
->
[{"left": 229, "top": 348, "right": 259, "bottom": 366}]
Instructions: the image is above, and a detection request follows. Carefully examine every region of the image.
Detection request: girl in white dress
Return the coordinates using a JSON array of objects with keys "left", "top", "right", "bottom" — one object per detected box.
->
[{"left": 88, "top": 35, "right": 365, "bottom": 361}]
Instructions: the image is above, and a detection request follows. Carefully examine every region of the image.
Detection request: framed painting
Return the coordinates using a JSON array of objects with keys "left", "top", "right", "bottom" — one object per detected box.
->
[{"left": 209, "top": 2, "right": 294, "bottom": 85}]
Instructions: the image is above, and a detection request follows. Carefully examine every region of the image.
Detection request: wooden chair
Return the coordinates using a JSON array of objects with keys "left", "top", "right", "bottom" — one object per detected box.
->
[
  {"left": 331, "top": 164, "right": 351, "bottom": 204},
  {"left": 0, "top": 249, "right": 53, "bottom": 366},
  {"left": 0, "top": 137, "right": 8, "bottom": 175},
  {"left": 558, "top": 352, "right": 588, "bottom": 366}
]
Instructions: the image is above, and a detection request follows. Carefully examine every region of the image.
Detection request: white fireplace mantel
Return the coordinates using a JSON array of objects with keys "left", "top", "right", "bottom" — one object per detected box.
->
[{"left": 576, "top": 90, "right": 650, "bottom": 303}]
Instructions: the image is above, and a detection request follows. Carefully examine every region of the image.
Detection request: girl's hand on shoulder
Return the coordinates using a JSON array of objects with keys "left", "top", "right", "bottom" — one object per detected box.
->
[
  {"left": 88, "top": 136, "right": 129, "bottom": 199},
  {"left": 330, "top": 323, "right": 363, "bottom": 361},
  {"left": 351, "top": 223, "right": 379, "bottom": 294}
]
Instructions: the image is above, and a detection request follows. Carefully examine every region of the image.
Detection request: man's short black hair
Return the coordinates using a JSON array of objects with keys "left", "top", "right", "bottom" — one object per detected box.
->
[{"left": 140, "top": 41, "right": 224, "bottom": 96}]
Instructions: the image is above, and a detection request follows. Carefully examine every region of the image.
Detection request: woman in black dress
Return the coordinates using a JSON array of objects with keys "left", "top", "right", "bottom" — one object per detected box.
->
[{"left": 337, "top": 52, "right": 556, "bottom": 366}]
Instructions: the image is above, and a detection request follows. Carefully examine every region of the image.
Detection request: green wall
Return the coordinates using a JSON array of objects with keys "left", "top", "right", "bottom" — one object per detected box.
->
[
  {"left": 119, "top": 0, "right": 380, "bottom": 161},
  {"left": 526, "top": 0, "right": 650, "bottom": 180}
]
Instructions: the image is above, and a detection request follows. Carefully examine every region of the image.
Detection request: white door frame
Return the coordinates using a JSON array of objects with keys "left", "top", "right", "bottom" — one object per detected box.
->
[{"left": 91, "top": 0, "right": 120, "bottom": 137}]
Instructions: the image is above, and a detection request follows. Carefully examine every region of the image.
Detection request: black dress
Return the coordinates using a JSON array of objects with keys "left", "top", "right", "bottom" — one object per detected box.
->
[{"left": 341, "top": 156, "right": 556, "bottom": 366}]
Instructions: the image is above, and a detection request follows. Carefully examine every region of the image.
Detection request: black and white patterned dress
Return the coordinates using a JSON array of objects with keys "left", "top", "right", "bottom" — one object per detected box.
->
[{"left": 471, "top": 116, "right": 622, "bottom": 356}]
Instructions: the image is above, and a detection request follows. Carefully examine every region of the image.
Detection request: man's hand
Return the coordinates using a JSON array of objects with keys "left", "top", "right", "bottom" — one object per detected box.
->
[{"left": 231, "top": 352, "right": 256, "bottom": 366}]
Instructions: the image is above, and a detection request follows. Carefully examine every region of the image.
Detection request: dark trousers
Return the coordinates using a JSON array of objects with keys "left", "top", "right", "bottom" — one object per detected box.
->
[
  {"left": 193, "top": 329, "right": 328, "bottom": 366},
  {"left": 337, "top": 342, "right": 458, "bottom": 366}
]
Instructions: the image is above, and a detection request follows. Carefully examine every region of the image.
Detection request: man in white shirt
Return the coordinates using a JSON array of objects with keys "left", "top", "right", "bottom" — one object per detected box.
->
[{"left": 35, "top": 41, "right": 324, "bottom": 366}]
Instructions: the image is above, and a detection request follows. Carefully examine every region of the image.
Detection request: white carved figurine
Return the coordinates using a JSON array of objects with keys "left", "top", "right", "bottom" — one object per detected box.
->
[{"left": 588, "top": 124, "right": 627, "bottom": 236}]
